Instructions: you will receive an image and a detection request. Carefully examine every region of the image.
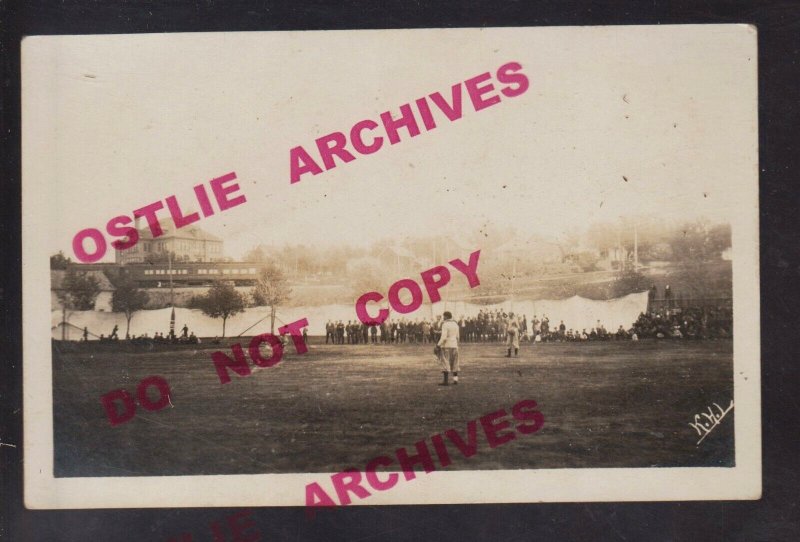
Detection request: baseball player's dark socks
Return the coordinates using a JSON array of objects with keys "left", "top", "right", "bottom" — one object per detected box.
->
[
  {"left": 515, "top": 348, "right": 519, "bottom": 357},
  {"left": 439, "top": 372, "right": 449, "bottom": 386},
  {"left": 506, "top": 348, "right": 511, "bottom": 357}
]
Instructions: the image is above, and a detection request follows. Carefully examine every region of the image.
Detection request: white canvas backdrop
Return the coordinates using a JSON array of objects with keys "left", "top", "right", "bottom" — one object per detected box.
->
[{"left": 53, "top": 291, "right": 648, "bottom": 339}]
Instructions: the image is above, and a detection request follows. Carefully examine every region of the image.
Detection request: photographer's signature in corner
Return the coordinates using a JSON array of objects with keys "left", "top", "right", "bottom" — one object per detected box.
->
[{"left": 689, "top": 400, "right": 734, "bottom": 445}]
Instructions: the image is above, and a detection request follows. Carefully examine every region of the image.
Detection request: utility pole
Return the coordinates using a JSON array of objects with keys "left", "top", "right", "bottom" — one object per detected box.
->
[
  {"left": 634, "top": 224, "right": 639, "bottom": 271},
  {"left": 511, "top": 257, "right": 517, "bottom": 314},
  {"left": 168, "top": 249, "right": 174, "bottom": 305},
  {"left": 168, "top": 250, "right": 175, "bottom": 338}
]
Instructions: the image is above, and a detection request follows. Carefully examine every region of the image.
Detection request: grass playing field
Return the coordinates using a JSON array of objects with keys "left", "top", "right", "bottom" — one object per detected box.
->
[{"left": 52, "top": 339, "right": 734, "bottom": 477}]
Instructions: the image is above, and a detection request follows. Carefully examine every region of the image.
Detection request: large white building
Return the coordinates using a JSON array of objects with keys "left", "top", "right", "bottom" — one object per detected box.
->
[{"left": 115, "top": 219, "right": 223, "bottom": 264}]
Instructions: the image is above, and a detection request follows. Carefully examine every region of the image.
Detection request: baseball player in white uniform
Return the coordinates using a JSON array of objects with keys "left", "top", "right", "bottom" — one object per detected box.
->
[
  {"left": 506, "top": 312, "right": 520, "bottom": 357},
  {"left": 437, "top": 311, "right": 461, "bottom": 386}
]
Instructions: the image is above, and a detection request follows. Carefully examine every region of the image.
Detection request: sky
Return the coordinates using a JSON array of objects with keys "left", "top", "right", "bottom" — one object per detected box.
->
[{"left": 22, "top": 25, "right": 757, "bottom": 261}]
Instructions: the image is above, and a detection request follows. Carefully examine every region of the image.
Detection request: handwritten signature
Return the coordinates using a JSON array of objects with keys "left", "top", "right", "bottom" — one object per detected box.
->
[{"left": 688, "top": 400, "right": 734, "bottom": 445}]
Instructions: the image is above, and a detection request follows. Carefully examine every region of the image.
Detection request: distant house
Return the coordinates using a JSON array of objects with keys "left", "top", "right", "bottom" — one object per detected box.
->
[
  {"left": 373, "top": 245, "right": 425, "bottom": 275},
  {"left": 596, "top": 246, "right": 631, "bottom": 271},
  {"left": 434, "top": 236, "right": 475, "bottom": 263},
  {"left": 51, "top": 269, "right": 115, "bottom": 312},
  {"left": 495, "top": 236, "right": 564, "bottom": 263},
  {"left": 115, "top": 218, "right": 223, "bottom": 264}
]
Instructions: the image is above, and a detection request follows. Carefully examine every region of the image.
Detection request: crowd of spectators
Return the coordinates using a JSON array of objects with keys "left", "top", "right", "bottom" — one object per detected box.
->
[
  {"left": 91, "top": 323, "right": 201, "bottom": 345},
  {"left": 630, "top": 306, "right": 733, "bottom": 339},
  {"left": 75, "top": 304, "right": 732, "bottom": 346},
  {"left": 325, "top": 319, "right": 441, "bottom": 344},
  {"left": 323, "top": 304, "right": 734, "bottom": 345}
]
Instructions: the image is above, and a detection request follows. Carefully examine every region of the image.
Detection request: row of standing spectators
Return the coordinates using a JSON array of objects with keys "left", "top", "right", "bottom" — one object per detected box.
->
[{"left": 324, "top": 304, "right": 733, "bottom": 345}]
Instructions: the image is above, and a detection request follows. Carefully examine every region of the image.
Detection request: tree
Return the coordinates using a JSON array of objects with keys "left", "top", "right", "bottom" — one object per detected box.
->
[
  {"left": 252, "top": 264, "right": 292, "bottom": 334},
  {"left": 571, "top": 251, "right": 600, "bottom": 272},
  {"left": 243, "top": 246, "right": 268, "bottom": 263},
  {"left": 669, "top": 220, "right": 732, "bottom": 298},
  {"left": 55, "top": 268, "right": 101, "bottom": 340},
  {"left": 56, "top": 268, "right": 101, "bottom": 310},
  {"left": 50, "top": 251, "right": 72, "bottom": 270},
  {"left": 586, "top": 221, "right": 620, "bottom": 251},
  {"left": 348, "top": 258, "right": 389, "bottom": 299},
  {"left": 670, "top": 221, "right": 731, "bottom": 262},
  {"left": 197, "top": 281, "right": 245, "bottom": 337},
  {"left": 610, "top": 268, "right": 649, "bottom": 298},
  {"left": 111, "top": 280, "right": 150, "bottom": 337}
]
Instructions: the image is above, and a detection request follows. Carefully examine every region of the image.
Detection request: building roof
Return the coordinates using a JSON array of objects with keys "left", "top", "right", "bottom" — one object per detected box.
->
[
  {"left": 52, "top": 269, "right": 115, "bottom": 291},
  {"left": 136, "top": 218, "right": 222, "bottom": 242}
]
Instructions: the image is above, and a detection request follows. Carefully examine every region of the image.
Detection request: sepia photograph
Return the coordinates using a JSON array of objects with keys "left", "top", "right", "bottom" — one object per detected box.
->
[
  {"left": 49, "top": 215, "right": 736, "bottom": 477},
  {"left": 22, "top": 24, "right": 760, "bottom": 509}
]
